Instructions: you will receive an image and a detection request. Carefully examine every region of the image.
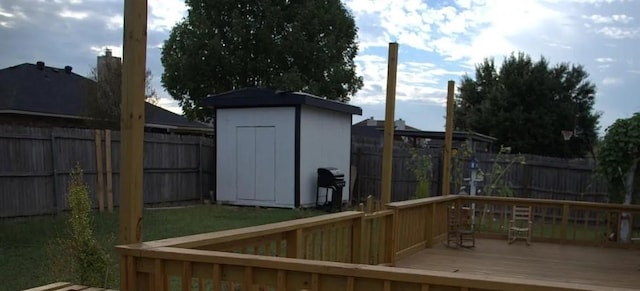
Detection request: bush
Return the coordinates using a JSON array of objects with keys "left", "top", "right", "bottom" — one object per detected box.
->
[
  {"left": 409, "top": 149, "right": 433, "bottom": 199},
  {"left": 47, "top": 163, "right": 112, "bottom": 287}
]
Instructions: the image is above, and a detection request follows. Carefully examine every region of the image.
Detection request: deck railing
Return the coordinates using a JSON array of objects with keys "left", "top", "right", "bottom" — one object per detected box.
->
[
  {"left": 116, "top": 195, "right": 640, "bottom": 290},
  {"left": 459, "top": 196, "right": 640, "bottom": 246}
]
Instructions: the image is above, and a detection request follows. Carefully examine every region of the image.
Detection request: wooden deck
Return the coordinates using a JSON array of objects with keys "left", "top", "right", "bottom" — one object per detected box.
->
[
  {"left": 396, "top": 238, "right": 640, "bottom": 290},
  {"left": 23, "top": 282, "right": 116, "bottom": 291}
]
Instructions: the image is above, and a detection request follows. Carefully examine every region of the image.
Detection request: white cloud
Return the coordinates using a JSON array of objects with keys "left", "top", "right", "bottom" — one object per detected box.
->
[
  {"left": 148, "top": 0, "right": 186, "bottom": 32},
  {"left": 0, "top": 10, "right": 13, "bottom": 18},
  {"left": 548, "top": 42, "right": 573, "bottom": 49},
  {"left": 345, "top": 0, "right": 568, "bottom": 67},
  {"left": 0, "top": 4, "right": 27, "bottom": 27},
  {"left": 602, "top": 77, "right": 622, "bottom": 85},
  {"left": 596, "top": 26, "right": 640, "bottom": 39},
  {"left": 59, "top": 9, "right": 89, "bottom": 20},
  {"left": 583, "top": 14, "right": 634, "bottom": 24},
  {"left": 90, "top": 45, "right": 122, "bottom": 58},
  {"left": 105, "top": 14, "right": 122, "bottom": 30},
  {"left": 552, "top": 0, "right": 630, "bottom": 4},
  {"left": 351, "top": 54, "right": 456, "bottom": 106},
  {"left": 596, "top": 57, "right": 616, "bottom": 63},
  {"left": 157, "top": 97, "right": 182, "bottom": 114}
]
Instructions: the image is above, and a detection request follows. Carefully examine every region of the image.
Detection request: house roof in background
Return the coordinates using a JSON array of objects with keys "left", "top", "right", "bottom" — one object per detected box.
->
[
  {"left": 0, "top": 63, "right": 210, "bottom": 131},
  {"left": 352, "top": 117, "right": 421, "bottom": 130},
  {"left": 201, "top": 87, "right": 363, "bottom": 115},
  {"left": 391, "top": 129, "right": 498, "bottom": 143}
]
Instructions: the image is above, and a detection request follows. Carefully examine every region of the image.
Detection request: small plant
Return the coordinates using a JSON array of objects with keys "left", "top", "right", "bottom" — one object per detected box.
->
[
  {"left": 451, "top": 139, "right": 473, "bottom": 193},
  {"left": 481, "top": 145, "right": 526, "bottom": 197},
  {"left": 47, "top": 163, "right": 112, "bottom": 287},
  {"left": 409, "top": 149, "right": 433, "bottom": 199}
]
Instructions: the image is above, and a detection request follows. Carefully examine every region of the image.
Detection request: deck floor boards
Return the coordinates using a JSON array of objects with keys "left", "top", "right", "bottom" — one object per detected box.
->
[{"left": 396, "top": 238, "right": 640, "bottom": 289}]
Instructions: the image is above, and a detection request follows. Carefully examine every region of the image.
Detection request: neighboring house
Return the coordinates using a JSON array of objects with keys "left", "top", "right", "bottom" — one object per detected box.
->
[
  {"left": 352, "top": 117, "right": 496, "bottom": 153},
  {"left": 353, "top": 116, "right": 421, "bottom": 131},
  {"left": 0, "top": 60, "right": 211, "bottom": 135}
]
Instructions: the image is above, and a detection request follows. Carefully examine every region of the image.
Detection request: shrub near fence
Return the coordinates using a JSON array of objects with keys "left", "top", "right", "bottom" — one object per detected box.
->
[
  {"left": 351, "top": 142, "right": 608, "bottom": 203},
  {"left": 0, "top": 125, "right": 214, "bottom": 218}
]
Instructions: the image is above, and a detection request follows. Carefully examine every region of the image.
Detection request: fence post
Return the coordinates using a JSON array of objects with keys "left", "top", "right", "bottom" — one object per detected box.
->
[
  {"left": 198, "top": 137, "right": 203, "bottom": 202},
  {"left": 352, "top": 214, "right": 365, "bottom": 264},
  {"left": 95, "top": 129, "right": 105, "bottom": 212},
  {"left": 286, "top": 229, "right": 303, "bottom": 258},
  {"left": 384, "top": 209, "right": 395, "bottom": 265},
  {"left": 561, "top": 203, "right": 570, "bottom": 241},
  {"left": 50, "top": 132, "right": 60, "bottom": 213},
  {"left": 106, "top": 129, "right": 113, "bottom": 212},
  {"left": 521, "top": 163, "right": 531, "bottom": 198},
  {"left": 120, "top": 255, "right": 151, "bottom": 291},
  {"left": 389, "top": 208, "right": 399, "bottom": 266}
]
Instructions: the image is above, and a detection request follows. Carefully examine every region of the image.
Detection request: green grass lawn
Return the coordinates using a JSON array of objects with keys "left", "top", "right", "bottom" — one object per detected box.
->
[{"left": 0, "top": 204, "right": 322, "bottom": 291}]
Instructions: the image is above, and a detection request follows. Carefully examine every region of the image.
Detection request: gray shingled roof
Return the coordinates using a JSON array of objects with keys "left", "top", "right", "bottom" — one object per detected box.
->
[{"left": 0, "top": 63, "right": 211, "bottom": 131}]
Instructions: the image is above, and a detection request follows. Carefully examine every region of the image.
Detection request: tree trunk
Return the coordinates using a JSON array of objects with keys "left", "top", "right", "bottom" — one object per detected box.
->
[{"left": 619, "top": 158, "right": 639, "bottom": 243}]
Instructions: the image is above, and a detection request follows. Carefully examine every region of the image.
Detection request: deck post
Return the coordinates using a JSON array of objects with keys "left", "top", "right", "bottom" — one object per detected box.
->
[
  {"left": 425, "top": 203, "right": 435, "bottom": 247},
  {"left": 119, "top": 0, "right": 147, "bottom": 289},
  {"left": 352, "top": 215, "right": 365, "bottom": 263},
  {"left": 561, "top": 203, "right": 570, "bottom": 241},
  {"left": 119, "top": 0, "right": 147, "bottom": 245},
  {"left": 389, "top": 208, "right": 399, "bottom": 266},
  {"left": 286, "top": 229, "right": 304, "bottom": 258},
  {"left": 441, "top": 81, "right": 455, "bottom": 196},
  {"left": 381, "top": 42, "right": 398, "bottom": 207}
]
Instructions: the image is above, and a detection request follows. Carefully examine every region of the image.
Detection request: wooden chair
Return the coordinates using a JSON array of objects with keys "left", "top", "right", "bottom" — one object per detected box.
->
[
  {"left": 508, "top": 205, "right": 532, "bottom": 245},
  {"left": 458, "top": 207, "right": 475, "bottom": 248},
  {"left": 447, "top": 205, "right": 475, "bottom": 248},
  {"left": 447, "top": 205, "right": 460, "bottom": 248}
]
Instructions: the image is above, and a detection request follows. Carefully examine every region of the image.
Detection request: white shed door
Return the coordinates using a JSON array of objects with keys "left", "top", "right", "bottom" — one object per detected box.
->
[{"left": 236, "top": 126, "right": 276, "bottom": 202}]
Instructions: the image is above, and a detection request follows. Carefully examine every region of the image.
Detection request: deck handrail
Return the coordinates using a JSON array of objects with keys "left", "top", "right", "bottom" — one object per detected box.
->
[
  {"left": 116, "top": 245, "right": 635, "bottom": 291},
  {"left": 138, "top": 211, "right": 363, "bottom": 249},
  {"left": 116, "top": 195, "right": 640, "bottom": 290},
  {"left": 461, "top": 195, "right": 640, "bottom": 211},
  {"left": 386, "top": 195, "right": 458, "bottom": 209}
]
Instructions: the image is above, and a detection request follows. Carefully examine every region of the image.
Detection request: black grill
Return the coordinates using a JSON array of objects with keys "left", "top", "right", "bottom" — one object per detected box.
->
[{"left": 316, "top": 167, "right": 345, "bottom": 212}]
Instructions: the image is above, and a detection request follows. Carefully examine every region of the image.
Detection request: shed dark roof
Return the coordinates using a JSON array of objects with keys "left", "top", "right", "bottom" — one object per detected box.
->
[
  {"left": 0, "top": 63, "right": 210, "bottom": 131},
  {"left": 202, "top": 87, "right": 362, "bottom": 115}
]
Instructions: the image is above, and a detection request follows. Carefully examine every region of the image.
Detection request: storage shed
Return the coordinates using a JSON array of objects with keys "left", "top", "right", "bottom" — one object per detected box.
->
[{"left": 202, "top": 88, "right": 362, "bottom": 208}]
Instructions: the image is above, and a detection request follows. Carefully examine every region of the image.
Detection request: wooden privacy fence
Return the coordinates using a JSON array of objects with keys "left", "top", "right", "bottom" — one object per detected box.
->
[
  {"left": 352, "top": 145, "right": 608, "bottom": 203},
  {"left": 0, "top": 125, "right": 214, "bottom": 218},
  {"left": 117, "top": 195, "right": 640, "bottom": 290}
]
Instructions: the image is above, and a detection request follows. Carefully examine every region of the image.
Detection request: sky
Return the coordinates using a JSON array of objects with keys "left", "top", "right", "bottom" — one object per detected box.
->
[{"left": 0, "top": 0, "right": 638, "bottom": 133}]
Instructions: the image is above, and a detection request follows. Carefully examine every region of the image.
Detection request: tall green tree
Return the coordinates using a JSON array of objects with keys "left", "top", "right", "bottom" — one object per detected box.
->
[
  {"left": 597, "top": 113, "right": 640, "bottom": 242},
  {"left": 455, "top": 52, "right": 601, "bottom": 158},
  {"left": 161, "top": 0, "right": 363, "bottom": 121}
]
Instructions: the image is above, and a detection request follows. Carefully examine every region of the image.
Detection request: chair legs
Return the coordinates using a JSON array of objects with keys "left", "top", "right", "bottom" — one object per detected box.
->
[
  {"left": 508, "top": 229, "right": 531, "bottom": 245},
  {"left": 459, "top": 230, "right": 475, "bottom": 248}
]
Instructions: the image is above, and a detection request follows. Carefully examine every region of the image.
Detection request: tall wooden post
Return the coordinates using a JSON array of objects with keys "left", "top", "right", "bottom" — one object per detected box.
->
[
  {"left": 441, "top": 81, "right": 455, "bottom": 196},
  {"left": 381, "top": 42, "right": 399, "bottom": 206},
  {"left": 105, "top": 129, "right": 114, "bottom": 212},
  {"left": 95, "top": 130, "right": 105, "bottom": 212},
  {"left": 119, "top": 0, "right": 147, "bottom": 245}
]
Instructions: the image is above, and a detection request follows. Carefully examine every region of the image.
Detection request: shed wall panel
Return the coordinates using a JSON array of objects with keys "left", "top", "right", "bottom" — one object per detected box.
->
[
  {"left": 299, "top": 105, "right": 352, "bottom": 207},
  {"left": 216, "top": 107, "right": 295, "bottom": 207}
]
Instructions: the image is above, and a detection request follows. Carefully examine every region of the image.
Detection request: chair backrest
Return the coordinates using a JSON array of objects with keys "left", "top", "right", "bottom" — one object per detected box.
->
[{"left": 512, "top": 205, "right": 532, "bottom": 222}]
